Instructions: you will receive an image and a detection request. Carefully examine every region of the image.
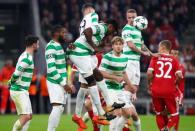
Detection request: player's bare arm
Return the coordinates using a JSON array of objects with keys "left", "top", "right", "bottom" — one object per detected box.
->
[
  {"left": 123, "top": 72, "right": 136, "bottom": 93},
  {"left": 147, "top": 69, "right": 154, "bottom": 95},
  {"left": 100, "top": 70, "right": 124, "bottom": 83},
  {"left": 83, "top": 27, "right": 97, "bottom": 51},
  {"left": 127, "top": 41, "right": 149, "bottom": 56}
]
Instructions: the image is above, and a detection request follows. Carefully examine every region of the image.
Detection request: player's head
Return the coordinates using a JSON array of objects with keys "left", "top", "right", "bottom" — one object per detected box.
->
[
  {"left": 51, "top": 25, "right": 66, "bottom": 44},
  {"left": 158, "top": 40, "right": 172, "bottom": 54},
  {"left": 82, "top": 3, "right": 95, "bottom": 15},
  {"left": 105, "top": 19, "right": 118, "bottom": 35},
  {"left": 111, "top": 36, "right": 124, "bottom": 54},
  {"left": 126, "top": 9, "right": 137, "bottom": 25},
  {"left": 25, "top": 35, "right": 39, "bottom": 52},
  {"left": 171, "top": 49, "right": 179, "bottom": 58}
]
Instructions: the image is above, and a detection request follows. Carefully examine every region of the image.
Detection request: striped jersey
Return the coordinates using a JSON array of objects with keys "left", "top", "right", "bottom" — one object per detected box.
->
[
  {"left": 79, "top": 12, "right": 99, "bottom": 35},
  {"left": 99, "top": 51, "right": 128, "bottom": 90},
  {"left": 122, "top": 24, "right": 144, "bottom": 61},
  {"left": 45, "top": 40, "right": 67, "bottom": 86},
  {"left": 69, "top": 23, "right": 108, "bottom": 56},
  {"left": 10, "top": 51, "right": 34, "bottom": 91}
]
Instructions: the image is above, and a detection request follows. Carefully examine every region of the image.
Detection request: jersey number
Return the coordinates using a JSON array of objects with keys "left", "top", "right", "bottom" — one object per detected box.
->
[
  {"left": 156, "top": 61, "right": 172, "bottom": 78},
  {"left": 80, "top": 20, "right": 86, "bottom": 32}
]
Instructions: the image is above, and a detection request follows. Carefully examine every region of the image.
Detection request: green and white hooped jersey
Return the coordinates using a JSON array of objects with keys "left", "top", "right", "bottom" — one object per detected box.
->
[
  {"left": 69, "top": 23, "right": 108, "bottom": 56},
  {"left": 99, "top": 51, "right": 128, "bottom": 90},
  {"left": 10, "top": 52, "right": 34, "bottom": 91},
  {"left": 122, "top": 24, "right": 144, "bottom": 61},
  {"left": 79, "top": 12, "right": 99, "bottom": 35},
  {"left": 45, "top": 40, "right": 67, "bottom": 86}
]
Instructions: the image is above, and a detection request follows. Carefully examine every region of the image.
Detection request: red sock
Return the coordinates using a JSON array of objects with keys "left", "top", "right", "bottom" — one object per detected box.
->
[
  {"left": 88, "top": 110, "right": 99, "bottom": 131},
  {"left": 167, "top": 115, "right": 179, "bottom": 129},
  {"left": 174, "top": 115, "right": 180, "bottom": 131},
  {"left": 156, "top": 114, "right": 167, "bottom": 130},
  {"left": 123, "top": 127, "right": 130, "bottom": 131}
]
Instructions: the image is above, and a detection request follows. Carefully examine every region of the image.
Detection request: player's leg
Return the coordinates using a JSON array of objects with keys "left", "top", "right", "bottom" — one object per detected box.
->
[
  {"left": 93, "top": 68, "right": 125, "bottom": 112},
  {"left": 47, "top": 80, "right": 66, "bottom": 131},
  {"left": 116, "top": 90, "right": 134, "bottom": 131},
  {"left": 165, "top": 97, "right": 179, "bottom": 130},
  {"left": 152, "top": 97, "right": 167, "bottom": 130},
  {"left": 10, "top": 90, "right": 32, "bottom": 131}
]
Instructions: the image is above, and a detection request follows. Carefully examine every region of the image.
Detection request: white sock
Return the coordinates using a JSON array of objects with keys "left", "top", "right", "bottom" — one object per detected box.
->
[
  {"left": 47, "top": 105, "right": 64, "bottom": 131},
  {"left": 96, "top": 80, "right": 112, "bottom": 105},
  {"left": 116, "top": 116, "right": 127, "bottom": 131},
  {"left": 91, "top": 99, "right": 98, "bottom": 116},
  {"left": 82, "top": 112, "right": 90, "bottom": 123},
  {"left": 88, "top": 85, "right": 105, "bottom": 115},
  {"left": 22, "top": 120, "right": 31, "bottom": 131},
  {"left": 75, "top": 88, "right": 88, "bottom": 117},
  {"left": 13, "top": 120, "right": 22, "bottom": 131},
  {"left": 109, "top": 117, "right": 119, "bottom": 131},
  {"left": 133, "top": 119, "right": 141, "bottom": 131}
]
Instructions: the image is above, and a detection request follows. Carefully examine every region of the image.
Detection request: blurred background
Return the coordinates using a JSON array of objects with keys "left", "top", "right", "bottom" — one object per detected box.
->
[{"left": 0, "top": 0, "right": 195, "bottom": 116}]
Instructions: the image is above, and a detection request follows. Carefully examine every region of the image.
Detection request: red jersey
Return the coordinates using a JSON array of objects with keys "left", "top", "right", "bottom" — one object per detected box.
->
[
  {"left": 0, "top": 66, "right": 15, "bottom": 86},
  {"left": 148, "top": 54, "right": 181, "bottom": 98}
]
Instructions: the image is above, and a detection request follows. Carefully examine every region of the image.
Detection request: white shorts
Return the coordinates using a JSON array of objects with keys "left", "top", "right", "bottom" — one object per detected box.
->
[
  {"left": 70, "top": 55, "right": 98, "bottom": 83},
  {"left": 108, "top": 89, "right": 133, "bottom": 108},
  {"left": 126, "top": 60, "right": 140, "bottom": 85},
  {"left": 47, "top": 80, "right": 67, "bottom": 104},
  {"left": 122, "top": 90, "right": 134, "bottom": 108},
  {"left": 10, "top": 90, "right": 32, "bottom": 115}
]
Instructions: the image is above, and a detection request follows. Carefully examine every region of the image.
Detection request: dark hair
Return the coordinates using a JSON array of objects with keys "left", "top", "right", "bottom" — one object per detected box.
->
[
  {"left": 82, "top": 3, "right": 95, "bottom": 13},
  {"left": 160, "top": 40, "right": 172, "bottom": 51},
  {"left": 51, "top": 25, "right": 64, "bottom": 36},
  {"left": 126, "top": 9, "right": 137, "bottom": 14},
  {"left": 25, "top": 35, "right": 39, "bottom": 47},
  {"left": 106, "top": 19, "right": 118, "bottom": 31}
]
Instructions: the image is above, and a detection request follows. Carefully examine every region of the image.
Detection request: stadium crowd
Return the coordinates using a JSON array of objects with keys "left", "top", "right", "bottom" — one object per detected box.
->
[{"left": 39, "top": 0, "right": 194, "bottom": 72}]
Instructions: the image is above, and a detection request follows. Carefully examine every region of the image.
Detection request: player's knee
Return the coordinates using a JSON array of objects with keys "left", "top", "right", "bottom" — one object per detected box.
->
[
  {"left": 85, "top": 75, "right": 96, "bottom": 86},
  {"left": 93, "top": 68, "right": 103, "bottom": 81},
  {"left": 24, "top": 114, "right": 32, "bottom": 121},
  {"left": 84, "top": 99, "right": 92, "bottom": 111}
]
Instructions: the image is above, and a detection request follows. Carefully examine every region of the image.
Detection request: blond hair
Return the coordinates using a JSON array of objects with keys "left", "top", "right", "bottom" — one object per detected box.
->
[{"left": 111, "top": 36, "right": 124, "bottom": 45}]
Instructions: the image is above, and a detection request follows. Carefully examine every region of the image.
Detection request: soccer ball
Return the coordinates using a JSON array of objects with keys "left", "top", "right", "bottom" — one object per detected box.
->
[{"left": 133, "top": 16, "right": 148, "bottom": 30}]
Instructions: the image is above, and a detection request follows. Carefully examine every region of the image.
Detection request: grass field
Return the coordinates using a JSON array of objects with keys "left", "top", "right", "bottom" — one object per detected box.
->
[{"left": 0, "top": 114, "right": 194, "bottom": 131}]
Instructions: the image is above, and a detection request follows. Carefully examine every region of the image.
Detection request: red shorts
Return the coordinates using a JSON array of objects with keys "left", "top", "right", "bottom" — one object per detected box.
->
[
  {"left": 86, "top": 91, "right": 106, "bottom": 107},
  {"left": 152, "top": 97, "right": 179, "bottom": 116}
]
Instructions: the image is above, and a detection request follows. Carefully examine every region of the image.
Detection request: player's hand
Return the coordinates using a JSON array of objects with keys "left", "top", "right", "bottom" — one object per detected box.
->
[
  {"left": 142, "top": 51, "right": 150, "bottom": 56},
  {"left": 179, "top": 93, "right": 184, "bottom": 107},
  {"left": 68, "top": 43, "right": 76, "bottom": 50},
  {"left": 131, "top": 93, "right": 137, "bottom": 102},
  {"left": 64, "top": 84, "right": 73, "bottom": 94},
  {"left": 115, "top": 76, "right": 124, "bottom": 83}
]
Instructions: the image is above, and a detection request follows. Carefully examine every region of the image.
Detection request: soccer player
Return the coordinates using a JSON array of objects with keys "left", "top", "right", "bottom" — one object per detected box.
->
[
  {"left": 9, "top": 35, "right": 39, "bottom": 131},
  {"left": 171, "top": 49, "right": 185, "bottom": 131},
  {"left": 99, "top": 36, "right": 136, "bottom": 131},
  {"left": 69, "top": 20, "right": 119, "bottom": 129},
  {"left": 79, "top": 3, "right": 99, "bottom": 35},
  {"left": 122, "top": 9, "right": 150, "bottom": 131},
  {"left": 45, "top": 25, "right": 73, "bottom": 131},
  {"left": 147, "top": 40, "right": 183, "bottom": 131}
]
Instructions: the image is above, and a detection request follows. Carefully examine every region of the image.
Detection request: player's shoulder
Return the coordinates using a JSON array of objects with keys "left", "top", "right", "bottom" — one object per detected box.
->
[
  {"left": 91, "top": 12, "right": 98, "bottom": 17},
  {"left": 122, "top": 24, "right": 135, "bottom": 31}
]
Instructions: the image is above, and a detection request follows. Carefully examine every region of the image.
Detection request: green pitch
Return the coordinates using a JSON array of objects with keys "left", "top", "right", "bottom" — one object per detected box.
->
[{"left": 0, "top": 114, "right": 194, "bottom": 131}]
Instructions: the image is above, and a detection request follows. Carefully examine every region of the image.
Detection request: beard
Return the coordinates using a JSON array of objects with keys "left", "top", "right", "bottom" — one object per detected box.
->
[{"left": 58, "top": 36, "right": 65, "bottom": 44}]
